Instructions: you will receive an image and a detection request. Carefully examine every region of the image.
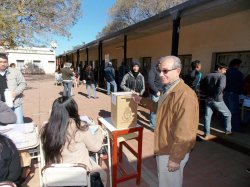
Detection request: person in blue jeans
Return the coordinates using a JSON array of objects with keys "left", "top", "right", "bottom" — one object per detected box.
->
[
  {"left": 0, "top": 53, "right": 26, "bottom": 124},
  {"left": 224, "top": 59, "right": 244, "bottom": 132},
  {"left": 83, "top": 65, "right": 97, "bottom": 99},
  {"left": 148, "top": 60, "right": 164, "bottom": 129},
  {"left": 204, "top": 62, "right": 232, "bottom": 138},
  {"left": 104, "top": 62, "right": 117, "bottom": 95}
]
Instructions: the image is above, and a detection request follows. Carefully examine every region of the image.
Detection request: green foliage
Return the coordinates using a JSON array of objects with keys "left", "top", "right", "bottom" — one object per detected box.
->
[{"left": 0, "top": 0, "right": 82, "bottom": 49}]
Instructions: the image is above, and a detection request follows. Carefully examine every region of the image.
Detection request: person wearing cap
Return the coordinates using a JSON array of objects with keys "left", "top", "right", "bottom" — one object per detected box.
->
[
  {"left": 104, "top": 62, "right": 117, "bottom": 95},
  {"left": 120, "top": 60, "right": 145, "bottom": 96},
  {"left": 60, "top": 62, "right": 74, "bottom": 97},
  {"left": 0, "top": 53, "right": 26, "bottom": 124}
]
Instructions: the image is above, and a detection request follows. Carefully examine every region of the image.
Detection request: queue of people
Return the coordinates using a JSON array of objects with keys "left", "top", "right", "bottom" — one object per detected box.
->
[{"left": 1, "top": 52, "right": 249, "bottom": 186}]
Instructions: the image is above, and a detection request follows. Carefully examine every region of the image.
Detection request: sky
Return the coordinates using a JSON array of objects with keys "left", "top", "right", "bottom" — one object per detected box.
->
[{"left": 53, "top": 0, "right": 116, "bottom": 55}]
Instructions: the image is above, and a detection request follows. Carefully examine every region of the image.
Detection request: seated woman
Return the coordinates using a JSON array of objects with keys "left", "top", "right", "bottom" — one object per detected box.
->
[
  {"left": 40, "top": 96, "right": 106, "bottom": 186},
  {"left": 0, "top": 134, "right": 22, "bottom": 186}
]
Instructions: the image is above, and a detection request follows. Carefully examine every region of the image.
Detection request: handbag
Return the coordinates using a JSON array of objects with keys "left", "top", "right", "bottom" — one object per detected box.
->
[{"left": 90, "top": 172, "right": 104, "bottom": 187}]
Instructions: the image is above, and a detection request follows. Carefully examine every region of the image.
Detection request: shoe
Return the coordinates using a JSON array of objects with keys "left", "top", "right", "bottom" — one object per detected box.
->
[
  {"left": 225, "top": 131, "right": 233, "bottom": 135},
  {"left": 203, "top": 134, "right": 210, "bottom": 140},
  {"left": 246, "top": 168, "right": 250, "bottom": 173}
]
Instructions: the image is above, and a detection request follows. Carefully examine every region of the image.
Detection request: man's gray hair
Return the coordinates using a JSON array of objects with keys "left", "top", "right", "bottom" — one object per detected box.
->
[{"left": 159, "top": 56, "right": 182, "bottom": 69}]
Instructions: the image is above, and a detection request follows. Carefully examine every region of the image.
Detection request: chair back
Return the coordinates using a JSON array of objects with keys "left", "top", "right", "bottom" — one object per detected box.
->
[
  {"left": 0, "top": 181, "right": 17, "bottom": 187},
  {"left": 41, "top": 163, "right": 90, "bottom": 187}
]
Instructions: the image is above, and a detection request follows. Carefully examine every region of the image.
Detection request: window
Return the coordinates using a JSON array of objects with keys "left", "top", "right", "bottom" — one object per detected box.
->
[
  {"left": 33, "top": 60, "right": 41, "bottom": 67},
  {"left": 179, "top": 55, "right": 192, "bottom": 77},
  {"left": 48, "top": 61, "right": 55, "bottom": 63},
  {"left": 16, "top": 60, "right": 24, "bottom": 69},
  {"left": 215, "top": 51, "right": 250, "bottom": 77}
]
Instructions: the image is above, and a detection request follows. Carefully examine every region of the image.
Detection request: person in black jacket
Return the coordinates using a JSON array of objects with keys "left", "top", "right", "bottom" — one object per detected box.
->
[
  {"left": 104, "top": 62, "right": 117, "bottom": 95},
  {"left": 0, "top": 134, "right": 22, "bottom": 186},
  {"left": 83, "top": 65, "right": 97, "bottom": 99},
  {"left": 148, "top": 60, "right": 164, "bottom": 129},
  {"left": 204, "top": 62, "right": 232, "bottom": 139},
  {"left": 120, "top": 61, "right": 145, "bottom": 96}
]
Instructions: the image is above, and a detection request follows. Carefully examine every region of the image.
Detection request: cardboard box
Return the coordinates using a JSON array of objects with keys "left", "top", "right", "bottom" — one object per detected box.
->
[{"left": 111, "top": 92, "right": 137, "bottom": 129}]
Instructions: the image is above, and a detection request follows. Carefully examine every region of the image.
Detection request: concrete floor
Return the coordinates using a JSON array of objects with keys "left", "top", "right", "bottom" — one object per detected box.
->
[{"left": 21, "top": 75, "right": 250, "bottom": 187}]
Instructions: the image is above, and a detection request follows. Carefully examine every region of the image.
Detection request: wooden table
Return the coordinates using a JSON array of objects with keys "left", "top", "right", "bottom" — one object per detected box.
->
[{"left": 98, "top": 117, "right": 143, "bottom": 187}]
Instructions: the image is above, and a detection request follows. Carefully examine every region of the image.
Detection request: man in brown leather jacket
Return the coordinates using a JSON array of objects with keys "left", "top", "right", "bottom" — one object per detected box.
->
[{"left": 133, "top": 56, "right": 199, "bottom": 187}]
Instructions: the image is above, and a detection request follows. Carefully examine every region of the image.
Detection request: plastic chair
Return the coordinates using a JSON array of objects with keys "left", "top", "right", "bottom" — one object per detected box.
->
[
  {"left": 0, "top": 181, "right": 17, "bottom": 187},
  {"left": 41, "top": 163, "right": 91, "bottom": 187}
]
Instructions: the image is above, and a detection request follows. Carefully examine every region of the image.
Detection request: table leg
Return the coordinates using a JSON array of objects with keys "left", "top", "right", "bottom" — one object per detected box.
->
[
  {"left": 112, "top": 132, "right": 118, "bottom": 187},
  {"left": 136, "top": 129, "right": 143, "bottom": 184}
]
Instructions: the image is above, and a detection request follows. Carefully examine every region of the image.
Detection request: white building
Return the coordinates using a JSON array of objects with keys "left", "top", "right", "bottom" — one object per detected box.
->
[{"left": 6, "top": 47, "right": 56, "bottom": 74}]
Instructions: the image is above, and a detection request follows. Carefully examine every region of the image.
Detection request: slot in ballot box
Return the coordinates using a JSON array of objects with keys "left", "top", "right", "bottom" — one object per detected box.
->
[{"left": 111, "top": 92, "right": 137, "bottom": 129}]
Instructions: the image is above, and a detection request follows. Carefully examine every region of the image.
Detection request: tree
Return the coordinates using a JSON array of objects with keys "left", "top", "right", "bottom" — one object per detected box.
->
[
  {"left": 0, "top": 0, "right": 82, "bottom": 48},
  {"left": 97, "top": 0, "right": 187, "bottom": 38}
]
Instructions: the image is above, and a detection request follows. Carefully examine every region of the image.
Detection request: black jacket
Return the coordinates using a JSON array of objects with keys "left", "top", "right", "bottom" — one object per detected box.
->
[
  {"left": 205, "top": 71, "right": 226, "bottom": 102},
  {"left": 148, "top": 65, "right": 164, "bottom": 95}
]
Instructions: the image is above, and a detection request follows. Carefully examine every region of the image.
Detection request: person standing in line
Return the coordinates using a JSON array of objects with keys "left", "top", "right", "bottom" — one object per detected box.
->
[
  {"left": 204, "top": 62, "right": 232, "bottom": 138},
  {"left": 0, "top": 53, "right": 26, "bottom": 124},
  {"left": 148, "top": 60, "right": 164, "bottom": 129},
  {"left": 104, "top": 62, "right": 117, "bottom": 95},
  {"left": 133, "top": 56, "right": 199, "bottom": 187},
  {"left": 60, "top": 62, "right": 74, "bottom": 97},
  {"left": 224, "top": 58, "right": 244, "bottom": 132},
  {"left": 185, "top": 60, "right": 202, "bottom": 94},
  {"left": 83, "top": 65, "right": 97, "bottom": 99},
  {"left": 9, "top": 63, "right": 16, "bottom": 68},
  {"left": 120, "top": 61, "right": 145, "bottom": 96}
]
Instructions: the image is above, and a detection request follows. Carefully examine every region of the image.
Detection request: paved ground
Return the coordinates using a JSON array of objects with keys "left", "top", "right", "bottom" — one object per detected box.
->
[{"left": 21, "top": 75, "right": 250, "bottom": 187}]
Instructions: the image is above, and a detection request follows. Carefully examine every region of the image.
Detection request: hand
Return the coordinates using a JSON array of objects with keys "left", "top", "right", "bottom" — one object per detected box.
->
[
  {"left": 11, "top": 91, "right": 16, "bottom": 99},
  {"left": 132, "top": 94, "right": 141, "bottom": 104},
  {"left": 167, "top": 160, "right": 180, "bottom": 172},
  {"left": 156, "top": 91, "right": 161, "bottom": 97}
]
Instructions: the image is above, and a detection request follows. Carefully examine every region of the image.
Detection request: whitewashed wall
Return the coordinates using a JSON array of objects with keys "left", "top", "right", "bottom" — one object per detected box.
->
[{"left": 6, "top": 47, "right": 56, "bottom": 74}]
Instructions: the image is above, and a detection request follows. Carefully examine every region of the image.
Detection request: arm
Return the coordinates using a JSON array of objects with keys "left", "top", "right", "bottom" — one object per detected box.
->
[
  {"left": 192, "top": 72, "right": 202, "bottom": 90},
  {"left": 139, "top": 75, "right": 145, "bottom": 96},
  {"left": 120, "top": 74, "right": 131, "bottom": 91},
  {"left": 148, "top": 69, "right": 158, "bottom": 94},
  {"left": 81, "top": 127, "right": 104, "bottom": 152},
  {"left": 13, "top": 70, "right": 27, "bottom": 97},
  {"left": 0, "top": 101, "right": 17, "bottom": 125}
]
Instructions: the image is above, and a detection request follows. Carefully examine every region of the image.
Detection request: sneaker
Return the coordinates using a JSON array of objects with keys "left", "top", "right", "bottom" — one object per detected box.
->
[
  {"left": 203, "top": 134, "right": 210, "bottom": 140},
  {"left": 246, "top": 168, "right": 250, "bottom": 173},
  {"left": 225, "top": 131, "right": 233, "bottom": 135}
]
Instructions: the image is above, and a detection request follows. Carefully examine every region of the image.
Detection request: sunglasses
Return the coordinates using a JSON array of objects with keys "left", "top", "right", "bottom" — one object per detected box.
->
[{"left": 157, "top": 68, "right": 177, "bottom": 74}]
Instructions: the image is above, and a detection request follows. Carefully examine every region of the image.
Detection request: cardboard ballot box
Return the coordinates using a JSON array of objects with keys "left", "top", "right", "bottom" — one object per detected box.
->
[{"left": 111, "top": 92, "right": 137, "bottom": 129}]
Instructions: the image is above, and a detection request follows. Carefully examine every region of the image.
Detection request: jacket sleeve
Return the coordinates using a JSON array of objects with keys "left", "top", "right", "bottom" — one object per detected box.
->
[
  {"left": 140, "top": 97, "right": 157, "bottom": 113},
  {"left": 0, "top": 101, "right": 17, "bottom": 125},
  {"left": 148, "top": 69, "right": 158, "bottom": 94},
  {"left": 169, "top": 92, "right": 199, "bottom": 163},
  {"left": 15, "top": 70, "right": 27, "bottom": 96},
  {"left": 140, "top": 75, "right": 145, "bottom": 96},
  {"left": 120, "top": 74, "right": 131, "bottom": 91},
  {"left": 80, "top": 128, "right": 104, "bottom": 152},
  {"left": 216, "top": 75, "right": 226, "bottom": 97}
]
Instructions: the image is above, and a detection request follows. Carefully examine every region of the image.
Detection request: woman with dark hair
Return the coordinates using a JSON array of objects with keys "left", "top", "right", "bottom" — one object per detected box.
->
[
  {"left": 83, "top": 65, "right": 98, "bottom": 99},
  {"left": 40, "top": 96, "right": 106, "bottom": 185},
  {"left": 0, "top": 134, "right": 22, "bottom": 186}
]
